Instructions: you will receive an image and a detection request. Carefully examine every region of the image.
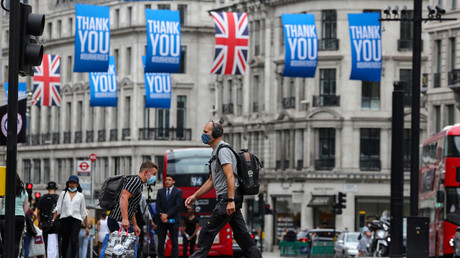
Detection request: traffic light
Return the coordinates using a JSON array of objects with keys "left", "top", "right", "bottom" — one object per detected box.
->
[
  {"left": 26, "top": 183, "right": 33, "bottom": 202},
  {"left": 258, "top": 193, "right": 264, "bottom": 217},
  {"left": 332, "top": 203, "right": 342, "bottom": 215},
  {"left": 34, "top": 192, "right": 41, "bottom": 199},
  {"left": 338, "top": 192, "right": 347, "bottom": 209},
  {"left": 19, "top": 3, "right": 45, "bottom": 77},
  {"left": 264, "top": 204, "right": 273, "bottom": 214}
]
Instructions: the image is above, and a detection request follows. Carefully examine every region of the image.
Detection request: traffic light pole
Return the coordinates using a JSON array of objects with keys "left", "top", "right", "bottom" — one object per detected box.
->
[{"left": 5, "top": 0, "right": 20, "bottom": 257}]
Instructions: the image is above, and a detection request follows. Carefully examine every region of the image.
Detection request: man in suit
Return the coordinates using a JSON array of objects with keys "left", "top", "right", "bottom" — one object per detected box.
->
[{"left": 156, "top": 174, "right": 183, "bottom": 258}]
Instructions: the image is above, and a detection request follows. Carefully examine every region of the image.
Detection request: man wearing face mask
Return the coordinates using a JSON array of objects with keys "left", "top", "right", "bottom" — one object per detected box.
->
[
  {"left": 185, "top": 121, "right": 262, "bottom": 258},
  {"left": 108, "top": 160, "right": 158, "bottom": 234}
]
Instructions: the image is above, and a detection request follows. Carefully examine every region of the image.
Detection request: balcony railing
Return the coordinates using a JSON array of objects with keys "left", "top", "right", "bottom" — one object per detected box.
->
[
  {"left": 138, "top": 127, "right": 192, "bottom": 141},
  {"left": 32, "top": 134, "right": 40, "bottom": 145},
  {"left": 448, "top": 69, "right": 460, "bottom": 91},
  {"left": 296, "top": 160, "right": 304, "bottom": 171},
  {"left": 86, "top": 130, "right": 94, "bottom": 143},
  {"left": 52, "top": 133, "right": 60, "bottom": 144},
  {"left": 397, "top": 39, "right": 423, "bottom": 51},
  {"left": 434, "top": 73, "right": 441, "bottom": 88},
  {"left": 110, "top": 129, "right": 118, "bottom": 141},
  {"left": 312, "top": 95, "right": 340, "bottom": 107},
  {"left": 222, "top": 103, "right": 234, "bottom": 114},
  {"left": 74, "top": 131, "right": 82, "bottom": 143},
  {"left": 122, "top": 128, "right": 131, "bottom": 141},
  {"left": 41, "top": 133, "right": 51, "bottom": 145},
  {"left": 315, "top": 158, "right": 335, "bottom": 171},
  {"left": 319, "top": 38, "right": 339, "bottom": 50},
  {"left": 282, "top": 97, "right": 295, "bottom": 109},
  {"left": 63, "top": 132, "right": 71, "bottom": 144},
  {"left": 360, "top": 159, "right": 381, "bottom": 171},
  {"left": 98, "top": 130, "right": 106, "bottom": 142}
]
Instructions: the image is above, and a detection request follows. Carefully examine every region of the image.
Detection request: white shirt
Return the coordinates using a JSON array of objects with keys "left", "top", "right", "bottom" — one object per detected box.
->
[{"left": 53, "top": 190, "right": 87, "bottom": 221}]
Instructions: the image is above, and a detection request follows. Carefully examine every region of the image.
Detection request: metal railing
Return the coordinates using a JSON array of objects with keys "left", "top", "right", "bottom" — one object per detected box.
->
[
  {"left": 41, "top": 133, "right": 51, "bottom": 145},
  {"left": 282, "top": 97, "right": 295, "bottom": 109},
  {"left": 122, "top": 128, "right": 130, "bottom": 141},
  {"left": 448, "top": 69, "right": 460, "bottom": 91},
  {"left": 138, "top": 127, "right": 192, "bottom": 141},
  {"left": 63, "top": 132, "right": 71, "bottom": 144},
  {"left": 110, "top": 129, "right": 118, "bottom": 141},
  {"left": 360, "top": 159, "right": 381, "bottom": 171},
  {"left": 315, "top": 158, "right": 335, "bottom": 170},
  {"left": 312, "top": 95, "right": 340, "bottom": 107},
  {"left": 74, "top": 131, "right": 82, "bottom": 143},
  {"left": 97, "top": 130, "right": 106, "bottom": 142},
  {"left": 52, "top": 133, "right": 60, "bottom": 144},
  {"left": 253, "top": 102, "right": 258, "bottom": 113},
  {"left": 319, "top": 38, "right": 339, "bottom": 50},
  {"left": 222, "top": 103, "right": 234, "bottom": 114},
  {"left": 86, "top": 130, "right": 94, "bottom": 143}
]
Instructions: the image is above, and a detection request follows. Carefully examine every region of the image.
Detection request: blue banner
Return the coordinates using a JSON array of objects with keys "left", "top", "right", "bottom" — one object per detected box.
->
[
  {"left": 74, "top": 4, "right": 110, "bottom": 72},
  {"left": 145, "top": 9, "right": 181, "bottom": 73},
  {"left": 282, "top": 14, "right": 318, "bottom": 78},
  {"left": 143, "top": 57, "right": 171, "bottom": 108},
  {"left": 89, "top": 56, "right": 117, "bottom": 107},
  {"left": 5, "top": 82, "right": 27, "bottom": 102},
  {"left": 348, "top": 13, "right": 382, "bottom": 82}
]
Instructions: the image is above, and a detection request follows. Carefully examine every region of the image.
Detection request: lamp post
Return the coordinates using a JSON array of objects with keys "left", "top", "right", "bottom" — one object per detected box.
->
[{"left": 380, "top": 2, "right": 455, "bottom": 257}]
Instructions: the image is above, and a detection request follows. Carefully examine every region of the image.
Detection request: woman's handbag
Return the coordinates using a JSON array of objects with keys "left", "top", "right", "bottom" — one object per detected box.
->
[
  {"left": 26, "top": 215, "right": 37, "bottom": 236},
  {"left": 29, "top": 226, "right": 46, "bottom": 257},
  {"left": 50, "top": 191, "right": 66, "bottom": 233},
  {"left": 100, "top": 228, "right": 139, "bottom": 258}
]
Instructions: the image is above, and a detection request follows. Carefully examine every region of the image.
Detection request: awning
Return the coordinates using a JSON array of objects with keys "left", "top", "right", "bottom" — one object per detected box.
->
[{"left": 307, "top": 195, "right": 333, "bottom": 207}]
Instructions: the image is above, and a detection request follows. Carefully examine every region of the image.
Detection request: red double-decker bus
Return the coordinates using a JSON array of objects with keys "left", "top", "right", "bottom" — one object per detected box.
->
[
  {"left": 163, "top": 148, "right": 233, "bottom": 257},
  {"left": 420, "top": 124, "right": 460, "bottom": 256}
]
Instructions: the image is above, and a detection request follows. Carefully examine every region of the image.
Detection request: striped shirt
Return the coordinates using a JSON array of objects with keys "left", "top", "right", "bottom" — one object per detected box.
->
[{"left": 109, "top": 175, "right": 143, "bottom": 222}]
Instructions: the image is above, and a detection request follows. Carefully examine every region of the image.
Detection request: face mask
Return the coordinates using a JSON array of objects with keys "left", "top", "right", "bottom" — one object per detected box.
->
[
  {"left": 147, "top": 175, "right": 156, "bottom": 185},
  {"left": 201, "top": 133, "right": 211, "bottom": 144},
  {"left": 68, "top": 187, "right": 77, "bottom": 192}
]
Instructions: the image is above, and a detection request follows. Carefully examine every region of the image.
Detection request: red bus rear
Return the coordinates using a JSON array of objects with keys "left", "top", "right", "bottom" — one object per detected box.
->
[
  {"left": 163, "top": 148, "right": 233, "bottom": 257},
  {"left": 420, "top": 124, "right": 460, "bottom": 256}
]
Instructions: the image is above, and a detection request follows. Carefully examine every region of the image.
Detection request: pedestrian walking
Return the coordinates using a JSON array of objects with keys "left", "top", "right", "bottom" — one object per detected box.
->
[
  {"left": 51, "top": 175, "right": 89, "bottom": 258},
  {"left": 185, "top": 121, "right": 262, "bottom": 258},
  {"left": 107, "top": 160, "right": 158, "bottom": 233},
  {"left": 97, "top": 212, "right": 110, "bottom": 255},
  {"left": 156, "top": 174, "right": 183, "bottom": 258},
  {"left": 37, "top": 181, "right": 59, "bottom": 251},
  {"left": 78, "top": 209, "right": 93, "bottom": 258},
  {"left": 181, "top": 207, "right": 199, "bottom": 258},
  {"left": 0, "top": 173, "right": 30, "bottom": 258}
]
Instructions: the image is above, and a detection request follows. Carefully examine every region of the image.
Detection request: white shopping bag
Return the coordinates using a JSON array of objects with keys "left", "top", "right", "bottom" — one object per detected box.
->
[
  {"left": 47, "top": 233, "right": 59, "bottom": 258},
  {"left": 29, "top": 226, "right": 46, "bottom": 257}
]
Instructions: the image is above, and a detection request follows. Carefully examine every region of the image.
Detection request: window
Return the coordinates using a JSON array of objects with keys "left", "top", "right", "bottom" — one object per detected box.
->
[
  {"left": 77, "top": 101, "right": 83, "bottom": 131},
  {"left": 156, "top": 109, "right": 170, "bottom": 129},
  {"left": 128, "top": 6, "right": 132, "bottom": 26},
  {"left": 127, "top": 47, "right": 132, "bottom": 75},
  {"left": 56, "top": 106, "right": 60, "bottom": 133},
  {"left": 68, "top": 17, "right": 73, "bottom": 36},
  {"left": 47, "top": 22, "right": 52, "bottom": 40},
  {"left": 57, "top": 20, "right": 62, "bottom": 38},
  {"left": 436, "top": 40, "right": 442, "bottom": 74},
  {"left": 253, "top": 75, "right": 259, "bottom": 112},
  {"left": 177, "top": 96, "right": 186, "bottom": 139},
  {"left": 125, "top": 97, "right": 130, "bottom": 128},
  {"left": 362, "top": 81, "right": 380, "bottom": 110},
  {"left": 453, "top": 0, "right": 457, "bottom": 10},
  {"left": 158, "top": 4, "right": 170, "bottom": 10},
  {"left": 399, "top": 10, "right": 413, "bottom": 51},
  {"left": 360, "top": 128, "right": 381, "bottom": 171},
  {"left": 48, "top": 107, "right": 52, "bottom": 134},
  {"left": 435, "top": 105, "right": 441, "bottom": 132},
  {"left": 179, "top": 46, "right": 186, "bottom": 73},
  {"left": 44, "top": 159, "right": 50, "bottom": 183},
  {"left": 237, "top": 87, "right": 243, "bottom": 115},
  {"left": 254, "top": 21, "right": 260, "bottom": 55},
  {"left": 318, "top": 69, "right": 338, "bottom": 106},
  {"left": 23, "top": 159, "right": 31, "bottom": 184},
  {"left": 103, "top": 157, "right": 109, "bottom": 178},
  {"left": 448, "top": 104, "right": 455, "bottom": 125},
  {"left": 66, "top": 102, "right": 71, "bottom": 131},
  {"left": 400, "top": 69, "right": 412, "bottom": 107},
  {"left": 57, "top": 159, "right": 63, "bottom": 184},
  {"left": 403, "top": 129, "right": 411, "bottom": 171},
  {"left": 178, "top": 4, "right": 187, "bottom": 26},
  {"left": 451, "top": 38, "right": 456, "bottom": 71},
  {"left": 143, "top": 101, "right": 150, "bottom": 129},
  {"left": 113, "top": 107, "right": 118, "bottom": 130},
  {"left": 317, "top": 128, "right": 335, "bottom": 170},
  {"left": 89, "top": 107, "right": 94, "bottom": 131},
  {"left": 33, "top": 159, "right": 41, "bottom": 184},
  {"left": 115, "top": 9, "right": 120, "bottom": 29},
  {"left": 321, "top": 10, "right": 337, "bottom": 50},
  {"left": 114, "top": 157, "right": 120, "bottom": 176},
  {"left": 67, "top": 56, "right": 72, "bottom": 81}
]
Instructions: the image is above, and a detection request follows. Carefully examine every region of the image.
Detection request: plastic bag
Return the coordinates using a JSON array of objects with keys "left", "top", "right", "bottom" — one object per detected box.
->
[
  {"left": 29, "top": 226, "right": 46, "bottom": 257},
  {"left": 47, "top": 233, "right": 59, "bottom": 258},
  {"left": 100, "top": 229, "right": 138, "bottom": 258}
]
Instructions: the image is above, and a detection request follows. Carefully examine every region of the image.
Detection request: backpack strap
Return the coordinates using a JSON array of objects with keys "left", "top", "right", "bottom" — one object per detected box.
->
[{"left": 209, "top": 144, "right": 243, "bottom": 183}]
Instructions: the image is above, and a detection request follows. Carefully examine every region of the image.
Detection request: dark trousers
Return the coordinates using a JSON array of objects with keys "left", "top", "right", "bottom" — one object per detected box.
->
[
  {"left": 182, "top": 236, "right": 196, "bottom": 258},
  {"left": 60, "top": 217, "right": 81, "bottom": 258},
  {"left": 0, "top": 215, "right": 25, "bottom": 258},
  {"left": 189, "top": 202, "right": 261, "bottom": 258},
  {"left": 157, "top": 222, "right": 179, "bottom": 258}
]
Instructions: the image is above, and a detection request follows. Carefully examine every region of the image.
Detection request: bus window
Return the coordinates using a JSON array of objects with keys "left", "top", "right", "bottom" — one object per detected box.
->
[
  {"left": 445, "top": 136, "right": 460, "bottom": 157},
  {"left": 446, "top": 188, "right": 460, "bottom": 225},
  {"left": 166, "top": 149, "right": 211, "bottom": 174}
]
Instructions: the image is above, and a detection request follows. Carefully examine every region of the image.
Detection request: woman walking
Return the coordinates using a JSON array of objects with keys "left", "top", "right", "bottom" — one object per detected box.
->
[
  {"left": 96, "top": 212, "right": 110, "bottom": 255},
  {"left": 52, "top": 175, "right": 89, "bottom": 258},
  {"left": 0, "top": 173, "right": 29, "bottom": 258}
]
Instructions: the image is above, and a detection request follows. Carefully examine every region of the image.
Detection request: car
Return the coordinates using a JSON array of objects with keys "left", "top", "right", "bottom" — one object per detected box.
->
[
  {"left": 334, "top": 232, "right": 360, "bottom": 258},
  {"left": 297, "top": 228, "right": 342, "bottom": 242}
]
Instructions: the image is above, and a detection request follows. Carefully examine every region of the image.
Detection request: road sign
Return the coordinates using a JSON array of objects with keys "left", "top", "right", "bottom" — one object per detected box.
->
[
  {"left": 77, "top": 160, "right": 91, "bottom": 175},
  {"left": 89, "top": 153, "right": 97, "bottom": 162}
]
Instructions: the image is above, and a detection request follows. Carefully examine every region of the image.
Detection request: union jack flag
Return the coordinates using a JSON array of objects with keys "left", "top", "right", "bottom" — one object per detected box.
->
[
  {"left": 210, "top": 12, "right": 249, "bottom": 75},
  {"left": 32, "top": 54, "right": 61, "bottom": 106}
]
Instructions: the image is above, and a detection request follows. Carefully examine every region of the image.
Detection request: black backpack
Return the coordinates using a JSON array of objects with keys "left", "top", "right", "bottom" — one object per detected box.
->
[
  {"left": 98, "top": 175, "right": 134, "bottom": 210},
  {"left": 211, "top": 145, "right": 262, "bottom": 195},
  {"left": 38, "top": 193, "right": 59, "bottom": 219}
]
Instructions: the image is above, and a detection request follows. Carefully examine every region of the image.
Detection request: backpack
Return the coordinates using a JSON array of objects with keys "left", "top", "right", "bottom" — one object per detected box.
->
[
  {"left": 38, "top": 193, "right": 59, "bottom": 219},
  {"left": 98, "top": 175, "right": 134, "bottom": 210},
  {"left": 211, "top": 145, "right": 262, "bottom": 195}
]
